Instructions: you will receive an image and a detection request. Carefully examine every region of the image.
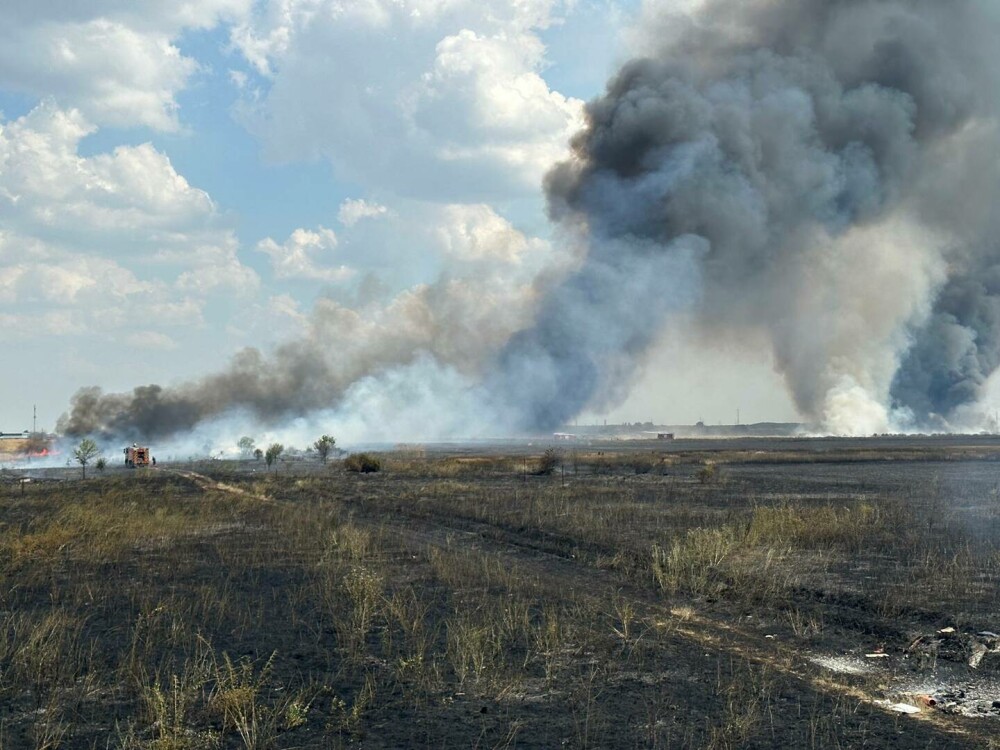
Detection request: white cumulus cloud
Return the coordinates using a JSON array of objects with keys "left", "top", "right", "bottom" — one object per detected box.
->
[
  {"left": 256, "top": 226, "right": 354, "bottom": 282},
  {"left": 338, "top": 198, "right": 389, "bottom": 227},
  {"left": 0, "top": 103, "right": 258, "bottom": 341},
  {"left": 0, "top": 1, "right": 252, "bottom": 130},
  {"left": 0, "top": 102, "right": 216, "bottom": 238},
  {"left": 436, "top": 204, "right": 547, "bottom": 264},
  {"left": 231, "top": 0, "right": 584, "bottom": 201}
]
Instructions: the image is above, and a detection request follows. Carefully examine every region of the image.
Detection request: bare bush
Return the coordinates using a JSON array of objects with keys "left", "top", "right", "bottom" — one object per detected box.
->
[{"left": 344, "top": 453, "right": 382, "bottom": 473}]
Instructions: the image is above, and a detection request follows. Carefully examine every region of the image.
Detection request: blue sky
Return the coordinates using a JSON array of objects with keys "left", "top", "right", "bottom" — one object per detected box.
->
[{"left": 0, "top": 0, "right": 797, "bottom": 437}]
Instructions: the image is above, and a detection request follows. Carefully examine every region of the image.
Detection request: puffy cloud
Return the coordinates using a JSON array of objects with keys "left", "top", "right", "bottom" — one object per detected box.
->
[
  {"left": 0, "top": 257, "right": 150, "bottom": 305},
  {"left": 124, "top": 331, "right": 180, "bottom": 351},
  {"left": 0, "top": 102, "right": 215, "bottom": 239},
  {"left": 414, "top": 29, "right": 582, "bottom": 170},
  {"left": 435, "top": 204, "right": 546, "bottom": 264},
  {"left": 267, "top": 293, "right": 307, "bottom": 322},
  {"left": 0, "top": 309, "right": 88, "bottom": 338},
  {"left": 0, "top": 247, "right": 183, "bottom": 343},
  {"left": 175, "top": 241, "right": 261, "bottom": 295},
  {"left": 0, "top": 103, "right": 257, "bottom": 340},
  {"left": 145, "top": 298, "right": 205, "bottom": 327},
  {"left": 256, "top": 226, "right": 353, "bottom": 282},
  {"left": 0, "top": 1, "right": 251, "bottom": 130},
  {"left": 231, "top": 0, "right": 584, "bottom": 200},
  {"left": 338, "top": 198, "right": 389, "bottom": 227}
]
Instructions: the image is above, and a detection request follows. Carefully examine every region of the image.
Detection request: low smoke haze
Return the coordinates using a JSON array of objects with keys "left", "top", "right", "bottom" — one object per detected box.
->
[{"left": 4, "top": 0, "right": 1000, "bottom": 452}]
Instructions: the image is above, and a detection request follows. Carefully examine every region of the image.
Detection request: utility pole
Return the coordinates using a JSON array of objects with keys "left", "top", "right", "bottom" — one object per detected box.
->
[
  {"left": 33, "top": 404, "right": 37, "bottom": 434},
  {"left": 737, "top": 407, "right": 740, "bottom": 426}
]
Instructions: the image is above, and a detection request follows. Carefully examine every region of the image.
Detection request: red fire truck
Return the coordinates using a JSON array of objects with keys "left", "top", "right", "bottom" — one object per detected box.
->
[{"left": 124, "top": 444, "right": 152, "bottom": 468}]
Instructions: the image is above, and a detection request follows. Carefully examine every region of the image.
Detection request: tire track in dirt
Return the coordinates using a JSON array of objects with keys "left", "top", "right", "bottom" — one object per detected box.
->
[{"left": 157, "top": 467, "right": 270, "bottom": 500}]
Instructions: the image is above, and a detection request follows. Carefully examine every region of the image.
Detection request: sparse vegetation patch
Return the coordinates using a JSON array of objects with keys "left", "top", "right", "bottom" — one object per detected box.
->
[{"left": 0, "top": 441, "right": 998, "bottom": 747}]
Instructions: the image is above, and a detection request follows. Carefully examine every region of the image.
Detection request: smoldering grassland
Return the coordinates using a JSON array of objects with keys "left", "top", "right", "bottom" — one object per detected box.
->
[
  {"left": 302, "top": 450, "right": 1000, "bottom": 626},
  {"left": 0, "top": 449, "right": 997, "bottom": 749}
]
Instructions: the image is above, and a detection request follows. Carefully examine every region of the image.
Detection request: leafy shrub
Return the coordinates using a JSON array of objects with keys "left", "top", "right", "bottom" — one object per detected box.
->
[{"left": 344, "top": 453, "right": 382, "bottom": 473}]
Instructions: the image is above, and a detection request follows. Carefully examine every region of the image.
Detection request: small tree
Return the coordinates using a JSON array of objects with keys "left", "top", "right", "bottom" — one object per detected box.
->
[
  {"left": 237, "top": 436, "right": 256, "bottom": 458},
  {"left": 314, "top": 434, "right": 336, "bottom": 463},
  {"left": 96, "top": 457, "right": 107, "bottom": 473},
  {"left": 265, "top": 443, "right": 284, "bottom": 473},
  {"left": 74, "top": 438, "right": 100, "bottom": 479},
  {"left": 253, "top": 447, "right": 263, "bottom": 462}
]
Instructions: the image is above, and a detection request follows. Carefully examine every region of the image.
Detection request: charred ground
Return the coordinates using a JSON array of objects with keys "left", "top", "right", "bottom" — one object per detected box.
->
[{"left": 2, "top": 437, "right": 1000, "bottom": 748}]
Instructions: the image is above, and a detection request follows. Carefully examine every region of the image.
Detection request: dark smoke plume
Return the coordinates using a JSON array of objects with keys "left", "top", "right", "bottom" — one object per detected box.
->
[
  {"left": 59, "top": 278, "right": 535, "bottom": 440},
  {"left": 62, "top": 0, "right": 1000, "bottom": 440},
  {"left": 493, "top": 0, "right": 1000, "bottom": 432}
]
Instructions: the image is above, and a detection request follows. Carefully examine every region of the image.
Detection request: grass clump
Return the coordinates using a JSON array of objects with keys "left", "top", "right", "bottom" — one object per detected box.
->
[
  {"left": 652, "top": 526, "right": 742, "bottom": 597},
  {"left": 652, "top": 502, "right": 894, "bottom": 599},
  {"left": 696, "top": 462, "right": 718, "bottom": 484},
  {"left": 746, "top": 502, "right": 893, "bottom": 551}
]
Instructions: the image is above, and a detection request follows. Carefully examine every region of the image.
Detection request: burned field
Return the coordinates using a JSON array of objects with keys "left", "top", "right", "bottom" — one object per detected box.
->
[{"left": 3, "top": 439, "right": 1000, "bottom": 748}]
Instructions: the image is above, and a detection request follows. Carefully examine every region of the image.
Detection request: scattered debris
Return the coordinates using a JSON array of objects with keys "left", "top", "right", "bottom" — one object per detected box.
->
[
  {"left": 894, "top": 686, "right": 1000, "bottom": 717},
  {"left": 969, "top": 642, "right": 989, "bottom": 669},
  {"left": 882, "top": 701, "right": 921, "bottom": 714},
  {"left": 888, "top": 627, "right": 1000, "bottom": 717},
  {"left": 905, "top": 627, "right": 1000, "bottom": 671},
  {"left": 808, "top": 626, "right": 1000, "bottom": 720}
]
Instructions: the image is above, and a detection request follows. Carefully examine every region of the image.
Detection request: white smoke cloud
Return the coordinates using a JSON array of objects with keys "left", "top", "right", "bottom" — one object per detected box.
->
[
  {"left": 774, "top": 219, "right": 948, "bottom": 435},
  {"left": 58, "top": 206, "right": 553, "bottom": 440},
  {"left": 517, "top": 0, "right": 1000, "bottom": 435}
]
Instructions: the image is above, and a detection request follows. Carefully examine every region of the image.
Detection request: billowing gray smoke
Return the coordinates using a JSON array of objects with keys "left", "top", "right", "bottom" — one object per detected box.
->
[
  {"left": 62, "top": 0, "right": 1000, "bottom": 440},
  {"left": 494, "top": 0, "right": 1000, "bottom": 433},
  {"left": 892, "top": 261, "right": 1000, "bottom": 426},
  {"left": 59, "top": 276, "right": 537, "bottom": 440}
]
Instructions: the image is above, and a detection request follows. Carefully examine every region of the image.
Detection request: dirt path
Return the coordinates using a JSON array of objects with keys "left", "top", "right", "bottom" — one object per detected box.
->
[{"left": 157, "top": 467, "right": 268, "bottom": 500}]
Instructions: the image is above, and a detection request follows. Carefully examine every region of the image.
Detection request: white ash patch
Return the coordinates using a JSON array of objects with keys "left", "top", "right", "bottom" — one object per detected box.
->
[{"left": 809, "top": 654, "right": 877, "bottom": 675}]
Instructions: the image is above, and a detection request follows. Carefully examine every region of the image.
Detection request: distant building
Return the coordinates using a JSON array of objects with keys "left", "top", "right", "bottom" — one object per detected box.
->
[{"left": 657, "top": 433, "right": 675, "bottom": 440}]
